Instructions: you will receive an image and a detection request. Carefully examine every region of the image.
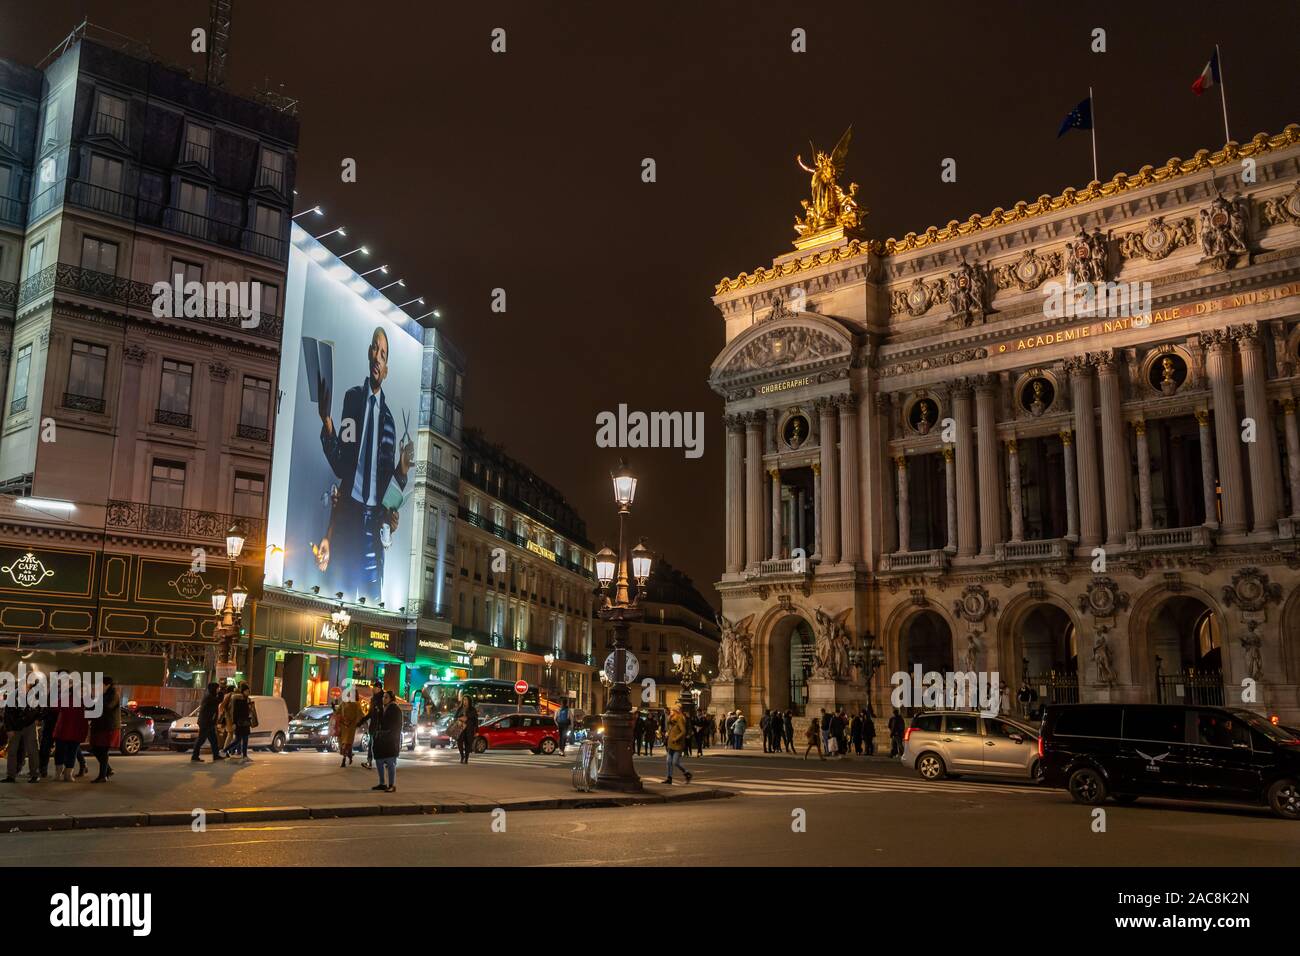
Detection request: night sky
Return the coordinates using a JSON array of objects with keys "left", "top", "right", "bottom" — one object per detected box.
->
[{"left": 4, "top": 0, "right": 1298, "bottom": 607}]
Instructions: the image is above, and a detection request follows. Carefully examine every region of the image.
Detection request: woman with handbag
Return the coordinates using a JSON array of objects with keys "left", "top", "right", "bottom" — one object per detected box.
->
[
  {"left": 88, "top": 676, "right": 121, "bottom": 782},
  {"left": 454, "top": 695, "right": 478, "bottom": 764},
  {"left": 337, "top": 697, "right": 362, "bottom": 767},
  {"left": 229, "top": 683, "right": 255, "bottom": 763},
  {"left": 371, "top": 691, "right": 402, "bottom": 792}
]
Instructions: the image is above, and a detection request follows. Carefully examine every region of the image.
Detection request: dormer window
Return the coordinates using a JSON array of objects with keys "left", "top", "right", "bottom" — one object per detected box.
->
[
  {"left": 0, "top": 102, "right": 15, "bottom": 149},
  {"left": 95, "top": 92, "right": 127, "bottom": 141},
  {"left": 183, "top": 123, "right": 211, "bottom": 167}
]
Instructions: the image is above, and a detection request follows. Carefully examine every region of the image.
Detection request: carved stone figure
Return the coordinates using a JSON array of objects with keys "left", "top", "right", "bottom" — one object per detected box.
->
[
  {"left": 1199, "top": 186, "right": 1249, "bottom": 261},
  {"left": 1159, "top": 355, "right": 1180, "bottom": 396},
  {"left": 1065, "top": 228, "right": 1108, "bottom": 285},
  {"left": 1241, "top": 622, "right": 1264, "bottom": 683},
  {"left": 715, "top": 613, "right": 755, "bottom": 682},
  {"left": 1222, "top": 567, "right": 1282, "bottom": 613},
  {"left": 1078, "top": 577, "right": 1130, "bottom": 619},
  {"left": 812, "top": 606, "right": 852, "bottom": 680},
  {"left": 1092, "top": 626, "right": 1117, "bottom": 686},
  {"left": 946, "top": 260, "right": 987, "bottom": 326},
  {"left": 1029, "top": 379, "right": 1048, "bottom": 416},
  {"left": 959, "top": 632, "right": 981, "bottom": 673}
]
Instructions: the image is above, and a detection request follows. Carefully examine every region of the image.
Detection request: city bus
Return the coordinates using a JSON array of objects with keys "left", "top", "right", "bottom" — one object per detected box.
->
[{"left": 417, "top": 678, "right": 541, "bottom": 723}]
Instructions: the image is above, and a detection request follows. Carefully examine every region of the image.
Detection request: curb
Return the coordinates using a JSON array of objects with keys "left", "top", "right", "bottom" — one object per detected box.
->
[{"left": 0, "top": 788, "right": 735, "bottom": 833}]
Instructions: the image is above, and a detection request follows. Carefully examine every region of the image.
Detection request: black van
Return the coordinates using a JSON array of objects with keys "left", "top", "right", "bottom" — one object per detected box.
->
[{"left": 1040, "top": 703, "right": 1300, "bottom": 819}]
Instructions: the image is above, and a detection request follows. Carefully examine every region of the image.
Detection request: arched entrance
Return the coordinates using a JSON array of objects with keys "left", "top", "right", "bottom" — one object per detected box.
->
[
  {"left": 767, "top": 614, "right": 815, "bottom": 714},
  {"left": 1150, "top": 595, "right": 1224, "bottom": 705},
  {"left": 1021, "top": 605, "right": 1078, "bottom": 704},
  {"left": 901, "top": 610, "right": 953, "bottom": 673}
]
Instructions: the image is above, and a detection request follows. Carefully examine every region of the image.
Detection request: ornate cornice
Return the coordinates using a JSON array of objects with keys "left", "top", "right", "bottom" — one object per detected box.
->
[{"left": 715, "top": 124, "right": 1300, "bottom": 295}]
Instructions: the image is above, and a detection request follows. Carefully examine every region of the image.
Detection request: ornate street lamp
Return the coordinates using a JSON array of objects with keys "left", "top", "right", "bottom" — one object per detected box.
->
[
  {"left": 594, "top": 458, "right": 653, "bottom": 792},
  {"left": 671, "top": 650, "right": 704, "bottom": 717}
]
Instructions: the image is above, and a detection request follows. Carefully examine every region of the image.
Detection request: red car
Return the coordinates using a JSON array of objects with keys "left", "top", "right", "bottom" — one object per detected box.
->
[{"left": 473, "top": 713, "right": 561, "bottom": 754}]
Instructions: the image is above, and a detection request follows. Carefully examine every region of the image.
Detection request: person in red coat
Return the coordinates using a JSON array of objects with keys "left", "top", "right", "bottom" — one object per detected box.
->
[
  {"left": 88, "top": 676, "right": 121, "bottom": 783},
  {"left": 52, "top": 678, "right": 90, "bottom": 782}
]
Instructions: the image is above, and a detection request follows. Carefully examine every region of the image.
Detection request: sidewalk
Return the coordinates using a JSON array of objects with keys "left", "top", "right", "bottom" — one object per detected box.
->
[
  {"left": 694, "top": 745, "right": 901, "bottom": 762},
  {"left": 0, "top": 752, "right": 732, "bottom": 833}
]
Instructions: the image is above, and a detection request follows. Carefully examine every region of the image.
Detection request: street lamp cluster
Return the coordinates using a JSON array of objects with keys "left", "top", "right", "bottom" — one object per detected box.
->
[
  {"left": 593, "top": 459, "right": 654, "bottom": 793},
  {"left": 210, "top": 524, "right": 247, "bottom": 677},
  {"left": 671, "top": 650, "right": 704, "bottom": 717}
]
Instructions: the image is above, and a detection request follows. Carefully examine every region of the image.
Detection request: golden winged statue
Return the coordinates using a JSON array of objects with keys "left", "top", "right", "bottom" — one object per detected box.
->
[{"left": 794, "top": 126, "right": 865, "bottom": 244}]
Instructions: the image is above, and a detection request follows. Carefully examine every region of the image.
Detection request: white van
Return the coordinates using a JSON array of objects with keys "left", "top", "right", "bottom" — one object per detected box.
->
[{"left": 169, "top": 694, "right": 291, "bottom": 753}]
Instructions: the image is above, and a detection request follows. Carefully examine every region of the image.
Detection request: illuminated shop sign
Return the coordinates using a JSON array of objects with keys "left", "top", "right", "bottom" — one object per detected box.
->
[
  {"left": 526, "top": 540, "right": 557, "bottom": 562},
  {"left": 759, "top": 376, "right": 812, "bottom": 395},
  {"left": 369, "top": 630, "right": 391, "bottom": 652},
  {"left": 1, "top": 552, "right": 54, "bottom": 588}
]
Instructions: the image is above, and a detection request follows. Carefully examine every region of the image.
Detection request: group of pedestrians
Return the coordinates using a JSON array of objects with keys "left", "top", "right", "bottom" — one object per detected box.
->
[
  {"left": 1, "top": 674, "right": 120, "bottom": 784},
  {"left": 189, "top": 682, "right": 259, "bottom": 764},
  {"left": 760, "top": 709, "right": 797, "bottom": 752}
]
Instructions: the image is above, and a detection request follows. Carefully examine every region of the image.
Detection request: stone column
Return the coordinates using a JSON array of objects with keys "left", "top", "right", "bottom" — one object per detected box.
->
[
  {"left": 943, "top": 446, "right": 957, "bottom": 552},
  {"left": 724, "top": 416, "right": 745, "bottom": 573},
  {"left": 895, "top": 455, "right": 910, "bottom": 553},
  {"left": 1096, "top": 351, "right": 1130, "bottom": 546},
  {"left": 1006, "top": 439, "right": 1024, "bottom": 543},
  {"left": 796, "top": 489, "right": 807, "bottom": 552},
  {"left": 1067, "top": 358, "right": 1103, "bottom": 547},
  {"left": 953, "top": 384, "right": 977, "bottom": 557},
  {"left": 770, "top": 469, "right": 783, "bottom": 560},
  {"left": 818, "top": 398, "right": 840, "bottom": 565},
  {"left": 1284, "top": 399, "right": 1300, "bottom": 520},
  {"left": 837, "top": 396, "right": 861, "bottom": 564},
  {"left": 1200, "top": 331, "right": 1248, "bottom": 533},
  {"left": 1237, "top": 324, "right": 1281, "bottom": 531},
  {"left": 1196, "top": 409, "right": 1219, "bottom": 528},
  {"left": 744, "top": 413, "right": 764, "bottom": 567},
  {"left": 812, "top": 462, "right": 823, "bottom": 559},
  {"left": 1135, "top": 420, "right": 1153, "bottom": 532},
  {"left": 1061, "top": 430, "right": 1079, "bottom": 542},
  {"left": 975, "top": 378, "right": 1000, "bottom": 556}
]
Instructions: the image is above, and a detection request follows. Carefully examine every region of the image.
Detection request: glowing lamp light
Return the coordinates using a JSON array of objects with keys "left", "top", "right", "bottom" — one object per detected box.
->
[
  {"left": 210, "top": 588, "right": 227, "bottom": 614},
  {"left": 631, "top": 539, "right": 652, "bottom": 585},
  {"left": 672, "top": 652, "right": 682, "bottom": 666},
  {"left": 225, "top": 524, "right": 246, "bottom": 560},
  {"left": 230, "top": 585, "right": 249, "bottom": 612},
  {"left": 692, "top": 653, "right": 702, "bottom": 667},
  {"left": 595, "top": 546, "right": 616, "bottom": 587},
  {"left": 610, "top": 459, "right": 637, "bottom": 509}
]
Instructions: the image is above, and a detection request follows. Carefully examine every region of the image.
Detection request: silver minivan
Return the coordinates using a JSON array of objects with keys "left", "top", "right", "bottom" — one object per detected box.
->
[{"left": 902, "top": 711, "right": 1043, "bottom": 782}]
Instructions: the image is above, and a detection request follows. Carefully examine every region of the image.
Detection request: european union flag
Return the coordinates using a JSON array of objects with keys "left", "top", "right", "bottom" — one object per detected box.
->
[{"left": 1057, "top": 96, "right": 1093, "bottom": 138}]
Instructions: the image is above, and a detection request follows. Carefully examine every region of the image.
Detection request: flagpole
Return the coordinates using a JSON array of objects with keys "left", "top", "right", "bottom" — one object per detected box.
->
[
  {"left": 1215, "top": 44, "right": 1232, "bottom": 144},
  {"left": 1089, "top": 86, "right": 1099, "bottom": 183}
]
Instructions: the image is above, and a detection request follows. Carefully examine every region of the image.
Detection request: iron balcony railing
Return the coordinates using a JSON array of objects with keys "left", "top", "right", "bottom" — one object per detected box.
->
[
  {"left": 182, "top": 141, "right": 211, "bottom": 167},
  {"left": 63, "top": 392, "right": 106, "bottom": 413},
  {"left": 0, "top": 194, "right": 25, "bottom": 227},
  {"left": 257, "top": 165, "right": 286, "bottom": 193},
  {"left": 16, "top": 263, "right": 283, "bottom": 341},
  {"left": 154, "top": 407, "right": 193, "bottom": 429},
  {"left": 106, "top": 498, "right": 265, "bottom": 548},
  {"left": 69, "top": 179, "right": 135, "bottom": 218},
  {"left": 458, "top": 506, "right": 594, "bottom": 580},
  {"left": 236, "top": 423, "right": 270, "bottom": 442},
  {"left": 423, "top": 460, "right": 460, "bottom": 491}
]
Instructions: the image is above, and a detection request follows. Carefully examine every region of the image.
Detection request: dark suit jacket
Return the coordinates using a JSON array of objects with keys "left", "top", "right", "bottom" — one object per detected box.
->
[{"left": 321, "top": 381, "right": 406, "bottom": 505}]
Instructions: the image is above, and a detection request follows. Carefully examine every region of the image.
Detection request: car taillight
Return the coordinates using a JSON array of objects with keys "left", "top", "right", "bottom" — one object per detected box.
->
[
  {"left": 1037, "top": 735, "right": 1044, "bottom": 758},
  {"left": 903, "top": 727, "right": 914, "bottom": 743},
  {"left": 146, "top": 719, "right": 155, "bottom": 729}
]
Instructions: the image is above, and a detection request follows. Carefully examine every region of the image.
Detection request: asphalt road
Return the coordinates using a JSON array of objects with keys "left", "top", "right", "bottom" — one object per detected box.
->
[{"left": 4, "top": 748, "right": 1295, "bottom": 866}]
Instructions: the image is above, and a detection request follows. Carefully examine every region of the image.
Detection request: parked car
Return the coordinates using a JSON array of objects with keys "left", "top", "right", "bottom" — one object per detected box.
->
[
  {"left": 902, "top": 711, "right": 1043, "bottom": 782},
  {"left": 168, "top": 694, "right": 291, "bottom": 753},
  {"left": 416, "top": 711, "right": 459, "bottom": 748},
  {"left": 1040, "top": 703, "right": 1300, "bottom": 819},
  {"left": 124, "top": 704, "right": 182, "bottom": 745},
  {"left": 568, "top": 715, "right": 604, "bottom": 745},
  {"left": 342, "top": 701, "right": 416, "bottom": 753},
  {"left": 286, "top": 705, "right": 335, "bottom": 751},
  {"left": 473, "top": 712, "right": 561, "bottom": 754},
  {"left": 119, "top": 712, "right": 156, "bottom": 755}
]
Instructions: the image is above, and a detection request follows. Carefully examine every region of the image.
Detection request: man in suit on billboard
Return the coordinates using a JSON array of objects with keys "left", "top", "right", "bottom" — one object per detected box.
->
[{"left": 318, "top": 326, "right": 413, "bottom": 599}]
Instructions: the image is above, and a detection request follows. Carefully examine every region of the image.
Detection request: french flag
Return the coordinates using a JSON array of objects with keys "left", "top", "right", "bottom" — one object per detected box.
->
[{"left": 1192, "top": 50, "right": 1220, "bottom": 96}]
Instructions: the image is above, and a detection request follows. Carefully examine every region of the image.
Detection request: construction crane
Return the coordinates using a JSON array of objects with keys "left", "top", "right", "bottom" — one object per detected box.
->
[{"left": 206, "top": 0, "right": 231, "bottom": 87}]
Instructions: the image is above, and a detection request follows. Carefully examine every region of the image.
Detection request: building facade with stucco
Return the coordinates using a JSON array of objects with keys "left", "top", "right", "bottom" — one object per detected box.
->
[{"left": 709, "top": 125, "right": 1300, "bottom": 726}]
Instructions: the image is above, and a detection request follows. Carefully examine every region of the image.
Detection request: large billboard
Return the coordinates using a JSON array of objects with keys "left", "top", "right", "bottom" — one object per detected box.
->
[{"left": 264, "top": 226, "right": 421, "bottom": 611}]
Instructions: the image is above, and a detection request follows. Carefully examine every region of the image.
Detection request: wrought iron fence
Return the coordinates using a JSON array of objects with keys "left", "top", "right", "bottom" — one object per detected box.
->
[
  {"left": 63, "top": 392, "right": 106, "bottom": 413},
  {"left": 1156, "top": 669, "right": 1224, "bottom": 706},
  {"left": 154, "top": 408, "right": 193, "bottom": 429},
  {"left": 236, "top": 423, "right": 269, "bottom": 442}
]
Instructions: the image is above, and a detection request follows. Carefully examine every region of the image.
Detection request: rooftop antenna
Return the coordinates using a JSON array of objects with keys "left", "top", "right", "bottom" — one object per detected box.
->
[{"left": 206, "top": 0, "right": 231, "bottom": 87}]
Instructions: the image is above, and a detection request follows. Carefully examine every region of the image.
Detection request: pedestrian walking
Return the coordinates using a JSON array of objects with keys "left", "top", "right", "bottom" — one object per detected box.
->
[
  {"left": 371, "top": 690, "right": 402, "bottom": 792},
  {"left": 555, "top": 702, "right": 571, "bottom": 756},
  {"left": 218, "top": 684, "right": 236, "bottom": 753},
  {"left": 835, "top": 708, "right": 849, "bottom": 757},
  {"left": 783, "top": 710, "right": 795, "bottom": 753},
  {"left": 819, "top": 708, "right": 830, "bottom": 753},
  {"left": 731, "top": 711, "right": 747, "bottom": 749},
  {"left": 190, "top": 682, "right": 226, "bottom": 762},
  {"left": 227, "top": 683, "right": 257, "bottom": 762},
  {"left": 850, "top": 711, "right": 864, "bottom": 755},
  {"left": 361, "top": 683, "right": 384, "bottom": 769},
  {"left": 760, "top": 709, "right": 773, "bottom": 753},
  {"left": 1, "top": 694, "right": 40, "bottom": 783},
  {"left": 888, "top": 707, "right": 906, "bottom": 758},
  {"left": 723, "top": 711, "right": 735, "bottom": 748},
  {"left": 88, "top": 676, "right": 121, "bottom": 783},
  {"left": 51, "top": 682, "right": 90, "bottom": 782},
  {"left": 644, "top": 712, "right": 657, "bottom": 756},
  {"left": 863, "top": 708, "right": 877, "bottom": 756},
  {"left": 663, "top": 703, "right": 693, "bottom": 785},
  {"left": 37, "top": 698, "right": 57, "bottom": 778},
  {"left": 454, "top": 694, "right": 478, "bottom": 764},
  {"left": 803, "top": 717, "right": 825, "bottom": 760},
  {"left": 692, "top": 712, "right": 705, "bottom": 757},
  {"left": 337, "top": 695, "right": 362, "bottom": 766}
]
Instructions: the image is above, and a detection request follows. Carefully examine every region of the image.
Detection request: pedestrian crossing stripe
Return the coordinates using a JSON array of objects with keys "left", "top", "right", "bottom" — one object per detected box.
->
[{"left": 709, "top": 777, "right": 1039, "bottom": 798}]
